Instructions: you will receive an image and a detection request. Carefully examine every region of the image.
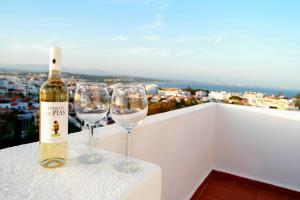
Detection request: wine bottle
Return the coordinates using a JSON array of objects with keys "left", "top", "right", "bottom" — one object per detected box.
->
[{"left": 39, "top": 47, "right": 68, "bottom": 168}]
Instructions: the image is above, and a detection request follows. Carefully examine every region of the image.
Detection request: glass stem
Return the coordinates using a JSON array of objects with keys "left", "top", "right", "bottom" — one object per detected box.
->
[
  {"left": 125, "top": 130, "right": 131, "bottom": 163},
  {"left": 88, "top": 124, "right": 95, "bottom": 161}
]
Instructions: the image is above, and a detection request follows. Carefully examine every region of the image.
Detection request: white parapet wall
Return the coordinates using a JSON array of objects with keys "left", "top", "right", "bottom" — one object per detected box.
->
[
  {"left": 214, "top": 103, "right": 300, "bottom": 192},
  {"left": 89, "top": 102, "right": 300, "bottom": 200},
  {"left": 92, "top": 103, "right": 217, "bottom": 200}
]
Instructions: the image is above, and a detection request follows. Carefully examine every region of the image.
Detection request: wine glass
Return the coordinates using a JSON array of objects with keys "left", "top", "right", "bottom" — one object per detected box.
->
[
  {"left": 110, "top": 84, "right": 148, "bottom": 173},
  {"left": 74, "top": 82, "right": 110, "bottom": 164}
]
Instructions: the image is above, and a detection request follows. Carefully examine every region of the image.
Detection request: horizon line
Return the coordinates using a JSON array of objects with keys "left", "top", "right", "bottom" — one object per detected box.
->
[{"left": 0, "top": 64, "right": 299, "bottom": 91}]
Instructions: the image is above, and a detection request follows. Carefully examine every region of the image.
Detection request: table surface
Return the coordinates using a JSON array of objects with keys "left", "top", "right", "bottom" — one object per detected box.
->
[{"left": 0, "top": 133, "right": 161, "bottom": 200}]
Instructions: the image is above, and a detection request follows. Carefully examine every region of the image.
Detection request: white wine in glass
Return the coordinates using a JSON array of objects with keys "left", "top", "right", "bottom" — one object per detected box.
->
[
  {"left": 74, "top": 82, "right": 110, "bottom": 164},
  {"left": 110, "top": 84, "right": 148, "bottom": 173}
]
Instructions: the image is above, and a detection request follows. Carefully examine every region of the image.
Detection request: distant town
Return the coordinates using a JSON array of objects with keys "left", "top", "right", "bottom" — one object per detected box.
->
[{"left": 0, "top": 70, "right": 299, "bottom": 149}]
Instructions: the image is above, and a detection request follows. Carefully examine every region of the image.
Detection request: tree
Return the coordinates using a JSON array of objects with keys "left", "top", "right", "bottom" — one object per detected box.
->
[
  {"left": 229, "top": 96, "right": 243, "bottom": 101},
  {"left": 183, "top": 86, "right": 192, "bottom": 93},
  {"left": 294, "top": 94, "right": 300, "bottom": 108},
  {"left": 69, "top": 123, "right": 81, "bottom": 134},
  {"left": 229, "top": 96, "right": 244, "bottom": 105},
  {"left": 182, "top": 86, "right": 208, "bottom": 95},
  {"left": 0, "top": 113, "right": 18, "bottom": 149},
  {"left": 25, "top": 123, "right": 39, "bottom": 143}
]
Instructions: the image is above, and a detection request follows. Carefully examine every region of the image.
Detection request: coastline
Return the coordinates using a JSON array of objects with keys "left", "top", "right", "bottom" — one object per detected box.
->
[{"left": 156, "top": 81, "right": 299, "bottom": 98}]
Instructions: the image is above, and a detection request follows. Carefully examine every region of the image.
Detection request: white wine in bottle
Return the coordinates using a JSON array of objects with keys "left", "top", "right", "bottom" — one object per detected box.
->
[{"left": 39, "top": 47, "right": 68, "bottom": 168}]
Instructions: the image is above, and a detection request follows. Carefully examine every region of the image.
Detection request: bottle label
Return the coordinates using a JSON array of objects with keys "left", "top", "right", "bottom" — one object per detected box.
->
[{"left": 40, "top": 102, "right": 68, "bottom": 143}]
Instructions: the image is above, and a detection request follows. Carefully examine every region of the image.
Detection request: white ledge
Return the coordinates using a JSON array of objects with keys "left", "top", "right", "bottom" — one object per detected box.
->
[
  {"left": 218, "top": 103, "right": 300, "bottom": 122},
  {"left": 0, "top": 135, "right": 162, "bottom": 200}
]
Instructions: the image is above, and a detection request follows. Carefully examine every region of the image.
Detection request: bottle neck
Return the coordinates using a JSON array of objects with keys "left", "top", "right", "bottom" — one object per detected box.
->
[{"left": 48, "top": 69, "right": 61, "bottom": 79}]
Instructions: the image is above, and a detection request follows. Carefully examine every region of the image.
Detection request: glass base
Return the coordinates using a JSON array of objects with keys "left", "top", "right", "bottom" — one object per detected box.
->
[
  {"left": 114, "top": 160, "right": 140, "bottom": 173},
  {"left": 78, "top": 153, "right": 102, "bottom": 164},
  {"left": 40, "top": 158, "right": 66, "bottom": 168}
]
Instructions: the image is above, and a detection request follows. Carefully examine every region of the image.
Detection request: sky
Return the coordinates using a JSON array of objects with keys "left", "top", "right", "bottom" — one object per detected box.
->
[{"left": 0, "top": 0, "right": 299, "bottom": 89}]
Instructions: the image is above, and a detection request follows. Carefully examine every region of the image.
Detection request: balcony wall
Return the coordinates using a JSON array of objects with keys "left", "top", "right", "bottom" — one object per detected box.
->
[
  {"left": 85, "top": 102, "right": 300, "bottom": 200},
  {"left": 214, "top": 104, "right": 300, "bottom": 192},
  {"left": 91, "top": 103, "right": 217, "bottom": 200}
]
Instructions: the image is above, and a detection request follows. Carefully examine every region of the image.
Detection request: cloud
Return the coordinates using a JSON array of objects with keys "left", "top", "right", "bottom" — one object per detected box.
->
[
  {"left": 174, "top": 28, "right": 232, "bottom": 45},
  {"left": 142, "top": 9, "right": 164, "bottom": 29},
  {"left": 8, "top": 42, "right": 52, "bottom": 51},
  {"left": 111, "top": 35, "right": 128, "bottom": 41},
  {"left": 176, "top": 50, "right": 194, "bottom": 56},
  {"left": 144, "top": 34, "right": 160, "bottom": 41},
  {"left": 9, "top": 44, "right": 23, "bottom": 50},
  {"left": 214, "top": 29, "right": 231, "bottom": 45},
  {"left": 7, "top": 37, "right": 61, "bottom": 51},
  {"left": 127, "top": 47, "right": 170, "bottom": 56},
  {"left": 128, "top": 47, "right": 154, "bottom": 54},
  {"left": 214, "top": 37, "right": 223, "bottom": 45},
  {"left": 32, "top": 44, "right": 46, "bottom": 49},
  {"left": 140, "top": 0, "right": 168, "bottom": 29},
  {"left": 174, "top": 35, "right": 217, "bottom": 43},
  {"left": 155, "top": 13, "right": 164, "bottom": 20},
  {"left": 175, "top": 37, "right": 186, "bottom": 43},
  {"left": 143, "top": 0, "right": 153, "bottom": 4},
  {"left": 142, "top": 21, "right": 162, "bottom": 29}
]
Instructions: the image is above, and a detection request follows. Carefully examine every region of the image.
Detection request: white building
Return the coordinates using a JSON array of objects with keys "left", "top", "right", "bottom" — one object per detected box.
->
[
  {"left": 0, "top": 103, "right": 11, "bottom": 109},
  {"left": 158, "top": 88, "right": 180, "bottom": 96},
  {"left": 243, "top": 92, "right": 265, "bottom": 106},
  {"left": 195, "top": 90, "right": 208, "bottom": 98},
  {"left": 178, "top": 90, "right": 191, "bottom": 97},
  {"left": 32, "top": 102, "right": 39, "bottom": 109},
  {"left": 208, "top": 91, "right": 227, "bottom": 101},
  {"left": 11, "top": 102, "right": 28, "bottom": 110},
  {"left": 108, "top": 83, "right": 122, "bottom": 94},
  {"left": 145, "top": 84, "right": 159, "bottom": 95},
  {"left": 0, "top": 86, "right": 7, "bottom": 94},
  {"left": 26, "top": 84, "right": 38, "bottom": 95},
  {"left": 0, "top": 78, "right": 9, "bottom": 88}
]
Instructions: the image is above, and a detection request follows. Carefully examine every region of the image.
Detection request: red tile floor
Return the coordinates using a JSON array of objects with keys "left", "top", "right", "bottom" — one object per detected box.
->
[{"left": 191, "top": 171, "right": 300, "bottom": 200}]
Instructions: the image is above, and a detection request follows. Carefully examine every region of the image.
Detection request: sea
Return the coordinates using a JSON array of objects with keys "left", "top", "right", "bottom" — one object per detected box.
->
[{"left": 156, "top": 81, "right": 299, "bottom": 98}]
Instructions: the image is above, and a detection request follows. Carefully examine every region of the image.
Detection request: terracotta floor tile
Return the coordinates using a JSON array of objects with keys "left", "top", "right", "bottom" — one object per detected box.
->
[
  {"left": 191, "top": 183, "right": 209, "bottom": 200},
  {"left": 229, "top": 183, "right": 258, "bottom": 200},
  {"left": 191, "top": 171, "right": 300, "bottom": 200},
  {"left": 258, "top": 190, "right": 289, "bottom": 200},
  {"left": 199, "top": 184, "right": 230, "bottom": 200},
  {"left": 197, "top": 195, "right": 216, "bottom": 200},
  {"left": 208, "top": 175, "right": 236, "bottom": 192},
  {"left": 287, "top": 197, "right": 300, "bottom": 200}
]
